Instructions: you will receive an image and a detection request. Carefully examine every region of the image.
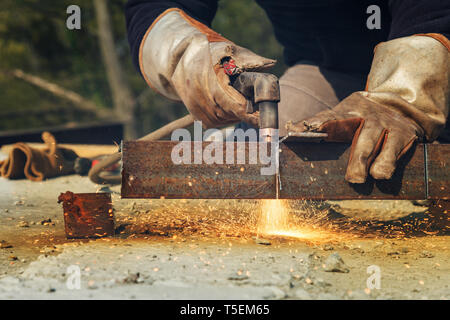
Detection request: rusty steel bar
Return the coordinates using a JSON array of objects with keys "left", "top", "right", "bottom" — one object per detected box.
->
[
  {"left": 122, "top": 141, "right": 275, "bottom": 199},
  {"left": 426, "top": 144, "right": 450, "bottom": 200},
  {"left": 121, "top": 141, "right": 449, "bottom": 200},
  {"left": 279, "top": 142, "right": 426, "bottom": 200},
  {"left": 58, "top": 191, "right": 115, "bottom": 238}
]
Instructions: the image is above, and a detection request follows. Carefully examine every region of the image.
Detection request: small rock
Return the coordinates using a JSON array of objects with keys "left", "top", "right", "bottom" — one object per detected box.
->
[
  {"left": 0, "top": 240, "right": 13, "bottom": 249},
  {"left": 40, "top": 246, "right": 57, "bottom": 254},
  {"left": 87, "top": 280, "right": 98, "bottom": 289},
  {"left": 121, "top": 272, "right": 144, "bottom": 284},
  {"left": 4, "top": 209, "right": 9, "bottom": 213},
  {"left": 227, "top": 274, "right": 249, "bottom": 281},
  {"left": 323, "top": 253, "right": 349, "bottom": 273},
  {"left": 40, "top": 218, "right": 53, "bottom": 226},
  {"left": 322, "top": 244, "right": 334, "bottom": 251},
  {"left": 8, "top": 255, "right": 18, "bottom": 261},
  {"left": 17, "top": 221, "right": 29, "bottom": 228},
  {"left": 419, "top": 251, "right": 435, "bottom": 258},
  {"left": 292, "top": 288, "right": 311, "bottom": 300},
  {"left": 14, "top": 200, "right": 24, "bottom": 206},
  {"left": 47, "top": 288, "right": 56, "bottom": 293},
  {"left": 254, "top": 237, "right": 271, "bottom": 246}
]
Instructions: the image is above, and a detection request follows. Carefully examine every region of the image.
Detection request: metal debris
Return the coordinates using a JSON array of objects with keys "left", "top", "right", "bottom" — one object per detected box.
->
[
  {"left": 120, "top": 272, "right": 145, "bottom": 284},
  {"left": 0, "top": 240, "right": 12, "bottom": 249},
  {"left": 17, "top": 221, "right": 29, "bottom": 228},
  {"left": 40, "top": 218, "right": 53, "bottom": 226},
  {"left": 420, "top": 251, "right": 435, "bottom": 258}
]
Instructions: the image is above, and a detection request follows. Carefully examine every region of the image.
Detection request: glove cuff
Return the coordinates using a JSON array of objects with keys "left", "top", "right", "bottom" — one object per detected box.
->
[{"left": 138, "top": 8, "right": 231, "bottom": 100}]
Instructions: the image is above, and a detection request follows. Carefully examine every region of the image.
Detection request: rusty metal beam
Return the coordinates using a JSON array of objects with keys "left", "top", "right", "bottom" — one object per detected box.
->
[
  {"left": 279, "top": 142, "right": 425, "bottom": 200},
  {"left": 121, "top": 141, "right": 274, "bottom": 199},
  {"left": 426, "top": 144, "right": 450, "bottom": 200},
  {"left": 121, "top": 141, "right": 449, "bottom": 200}
]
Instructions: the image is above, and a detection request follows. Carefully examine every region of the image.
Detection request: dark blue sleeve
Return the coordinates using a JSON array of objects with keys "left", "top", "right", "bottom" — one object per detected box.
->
[
  {"left": 388, "top": 0, "right": 450, "bottom": 40},
  {"left": 125, "top": 0, "right": 218, "bottom": 73}
]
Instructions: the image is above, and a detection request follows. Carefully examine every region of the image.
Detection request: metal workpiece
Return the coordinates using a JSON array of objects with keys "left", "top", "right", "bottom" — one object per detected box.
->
[
  {"left": 280, "top": 132, "right": 329, "bottom": 143},
  {"left": 121, "top": 141, "right": 275, "bottom": 199},
  {"left": 426, "top": 144, "right": 450, "bottom": 199},
  {"left": 58, "top": 191, "right": 115, "bottom": 239},
  {"left": 279, "top": 142, "right": 426, "bottom": 200},
  {"left": 121, "top": 141, "right": 449, "bottom": 201}
]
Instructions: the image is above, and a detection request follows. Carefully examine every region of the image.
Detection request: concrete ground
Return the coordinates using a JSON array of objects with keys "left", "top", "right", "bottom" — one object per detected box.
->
[{"left": 0, "top": 173, "right": 448, "bottom": 300}]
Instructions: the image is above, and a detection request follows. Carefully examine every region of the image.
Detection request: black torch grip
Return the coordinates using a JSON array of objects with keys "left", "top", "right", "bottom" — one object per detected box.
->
[{"left": 231, "top": 72, "right": 280, "bottom": 129}]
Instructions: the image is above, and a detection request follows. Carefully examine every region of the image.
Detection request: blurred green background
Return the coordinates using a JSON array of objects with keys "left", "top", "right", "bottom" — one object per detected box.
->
[{"left": 0, "top": 0, "right": 286, "bottom": 139}]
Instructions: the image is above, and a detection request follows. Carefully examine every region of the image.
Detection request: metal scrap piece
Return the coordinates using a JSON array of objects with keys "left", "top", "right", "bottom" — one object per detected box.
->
[{"left": 58, "top": 191, "right": 114, "bottom": 239}]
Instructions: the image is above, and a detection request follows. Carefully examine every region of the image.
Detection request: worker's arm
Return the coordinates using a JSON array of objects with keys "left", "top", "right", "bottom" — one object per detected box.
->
[
  {"left": 125, "top": 0, "right": 276, "bottom": 128},
  {"left": 287, "top": 1, "right": 450, "bottom": 184}
]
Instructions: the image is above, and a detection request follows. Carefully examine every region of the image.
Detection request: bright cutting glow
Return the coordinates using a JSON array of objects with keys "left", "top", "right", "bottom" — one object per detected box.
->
[{"left": 257, "top": 199, "right": 333, "bottom": 241}]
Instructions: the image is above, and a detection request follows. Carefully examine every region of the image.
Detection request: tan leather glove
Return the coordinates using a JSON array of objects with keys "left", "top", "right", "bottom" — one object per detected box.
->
[
  {"left": 0, "top": 132, "right": 78, "bottom": 181},
  {"left": 287, "top": 34, "right": 449, "bottom": 183},
  {"left": 139, "top": 8, "right": 276, "bottom": 128}
]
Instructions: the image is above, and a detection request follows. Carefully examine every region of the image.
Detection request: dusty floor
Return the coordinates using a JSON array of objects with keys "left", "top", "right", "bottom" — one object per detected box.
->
[{"left": 0, "top": 173, "right": 448, "bottom": 300}]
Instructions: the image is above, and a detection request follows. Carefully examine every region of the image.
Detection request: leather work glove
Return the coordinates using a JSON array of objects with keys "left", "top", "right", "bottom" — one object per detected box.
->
[
  {"left": 0, "top": 132, "right": 78, "bottom": 181},
  {"left": 139, "top": 8, "right": 276, "bottom": 128},
  {"left": 287, "top": 34, "right": 449, "bottom": 183}
]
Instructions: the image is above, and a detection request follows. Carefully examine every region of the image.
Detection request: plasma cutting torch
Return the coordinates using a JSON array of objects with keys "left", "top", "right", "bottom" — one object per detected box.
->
[
  {"left": 230, "top": 71, "right": 280, "bottom": 143},
  {"left": 223, "top": 59, "right": 328, "bottom": 143}
]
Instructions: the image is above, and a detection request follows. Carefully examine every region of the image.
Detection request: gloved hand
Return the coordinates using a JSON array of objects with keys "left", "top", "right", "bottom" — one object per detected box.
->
[
  {"left": 0, "top": 132, "right": 78, "bottom": 181},
  {"left": 287, "top": 34, "right": 449, "bottom": 183},
  {"left": 139, "top": 8, "right": 276, "bottom": 128}
]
